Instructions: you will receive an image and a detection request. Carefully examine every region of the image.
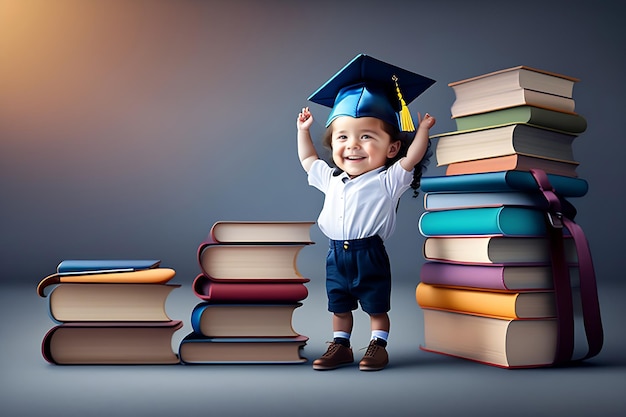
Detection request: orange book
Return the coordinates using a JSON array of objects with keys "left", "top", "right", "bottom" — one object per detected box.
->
[
  {"left": 37, "top": 268, "right": 176, "bottom": 297},
  {"left": 445, "top": 154, "right": 579, "bottom": 177},
  {"left": 415, "top": 282, "right": 556, "bottom": 319}
]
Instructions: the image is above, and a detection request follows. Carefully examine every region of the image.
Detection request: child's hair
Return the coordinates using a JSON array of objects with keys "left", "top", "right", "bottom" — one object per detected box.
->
[{"left": 322, "top": 119, "right": 432, "bottom": 198}]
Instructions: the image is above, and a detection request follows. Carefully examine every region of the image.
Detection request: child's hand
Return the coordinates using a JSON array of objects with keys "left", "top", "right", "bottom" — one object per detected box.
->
[
  {"left": 297, "top": 107, "right": 314, "bottom": 131},
  {"left": 417, "top": 112, "right": 436, "bottom": 130}
]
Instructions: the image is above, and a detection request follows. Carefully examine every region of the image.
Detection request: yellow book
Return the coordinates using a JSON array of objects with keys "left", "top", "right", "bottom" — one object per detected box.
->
[{"left": 415, "top": 282, "right": 556, "bottom": 319}]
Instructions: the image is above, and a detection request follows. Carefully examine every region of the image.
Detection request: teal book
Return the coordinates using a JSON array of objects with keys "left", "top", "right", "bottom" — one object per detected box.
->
[
  {"left": 420, "top": 171, "right": 587, "bottom": 197},
  {"left": 418, "top": 207, "right": 551, "bottom": 237},
  {"left": 56, "top": 260, "right": 161, "bottom": 274}
]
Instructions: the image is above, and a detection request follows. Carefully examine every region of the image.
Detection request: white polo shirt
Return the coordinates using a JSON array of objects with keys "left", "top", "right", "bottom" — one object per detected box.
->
[{"left": 308, "top": 159, "right": 413, "bottom": 241}]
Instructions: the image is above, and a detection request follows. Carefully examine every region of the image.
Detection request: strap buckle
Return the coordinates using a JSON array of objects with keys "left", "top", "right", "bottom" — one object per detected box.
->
[{"left": 547, "top": 211, "right": 563, "bottom": 229}]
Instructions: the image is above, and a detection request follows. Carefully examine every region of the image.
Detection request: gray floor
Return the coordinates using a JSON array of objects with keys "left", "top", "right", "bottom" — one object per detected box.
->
[{"left": 2, "top": 280, "right": 625, "bottom": 417}]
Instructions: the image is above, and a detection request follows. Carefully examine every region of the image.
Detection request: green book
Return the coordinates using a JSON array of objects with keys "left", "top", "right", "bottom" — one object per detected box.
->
[{"left": 454, "top": 106, "right": 587, "bottom": 134}]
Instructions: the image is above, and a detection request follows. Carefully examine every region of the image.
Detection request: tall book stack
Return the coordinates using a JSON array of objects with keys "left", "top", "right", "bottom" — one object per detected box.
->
[
  {"left": 415, "top": 66, "right": 592, "bottom": 368},
  {"left": 178, "top": 221, "right": 315, "bottom": 364},
  {"left": 37, "top": 260, "right": 182, "bottom": 365}
]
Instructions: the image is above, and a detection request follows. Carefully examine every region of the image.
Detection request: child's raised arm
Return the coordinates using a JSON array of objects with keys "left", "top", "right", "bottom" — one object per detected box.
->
[
  {"left": 297, "top": 107, "right": 319, "bottom": 172},
  {"left": 400, "top": 112, "right": 436, "bottom": 171}
]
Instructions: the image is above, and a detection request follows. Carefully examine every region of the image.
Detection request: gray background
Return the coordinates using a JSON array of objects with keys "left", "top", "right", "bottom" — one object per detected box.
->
[{"left": 1, "top": 0, "right": 624, "bottom": 416}]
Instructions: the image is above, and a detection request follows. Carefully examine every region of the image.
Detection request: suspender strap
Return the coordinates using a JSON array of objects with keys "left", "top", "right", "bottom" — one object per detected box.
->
[
  {"left": 529, "top": 169, "right": 603, "bottom": 364},
  {"left": 561, "top": 215, "right": 604, "bottom": 360},
  {"left": 530, "top": 169, "right": 574, "bottom": 364}
]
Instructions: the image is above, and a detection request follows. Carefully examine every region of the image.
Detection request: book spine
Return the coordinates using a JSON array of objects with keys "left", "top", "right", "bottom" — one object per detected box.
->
[
  {"left": 416, "top": 283, "right": 553, "bottom": 319},
  {"left": 57, "top": 260, "right": 160, "bottom": 273},
  {"left": 416, "top": 282, "right": 514, "bottom": 318},
  {"left": 192, "top": 274, "right": 309, "bottom": 303},
  {"left": 420, "top": 262, "right": 508, "bottom": 290},
  {"left": 420, "top": 171, "right": 588, "bottom": 196},
  {"left": 190, "top": 303, "right": 208, "bottom": 334},
  {"left": 423, "top": 191, "right": 548, "bottom": 211},
  {"left": 454, "top": 106, "right": 587, "bottom": 134},
  {"left": 418, "top": 207, "right": 547, "bottom": 237}
]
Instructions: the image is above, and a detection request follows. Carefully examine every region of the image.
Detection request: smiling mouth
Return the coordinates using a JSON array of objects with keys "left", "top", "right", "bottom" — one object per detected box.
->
[{"left": 345, "top": 155, "right": 365, "bottom": 161}]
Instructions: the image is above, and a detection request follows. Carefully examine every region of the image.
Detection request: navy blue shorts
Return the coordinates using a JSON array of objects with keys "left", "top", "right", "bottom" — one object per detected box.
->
[{"left": 325, "top": 235, "right": 391, "bottom": 314}]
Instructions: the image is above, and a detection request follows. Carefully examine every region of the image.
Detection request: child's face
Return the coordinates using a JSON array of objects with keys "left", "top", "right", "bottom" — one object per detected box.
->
[{"left": 330, "top": 116, "right": 401, "bottom": 178}]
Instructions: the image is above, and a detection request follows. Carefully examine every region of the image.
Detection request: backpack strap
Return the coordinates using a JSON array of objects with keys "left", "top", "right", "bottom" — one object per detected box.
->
[{"left": 529, "top": 169, "right": 603, "bottom": 364}]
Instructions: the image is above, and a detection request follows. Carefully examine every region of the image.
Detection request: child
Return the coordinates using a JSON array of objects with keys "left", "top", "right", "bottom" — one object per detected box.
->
[{"left": 296, "top": 54, "right": 436, "bottom": 371}]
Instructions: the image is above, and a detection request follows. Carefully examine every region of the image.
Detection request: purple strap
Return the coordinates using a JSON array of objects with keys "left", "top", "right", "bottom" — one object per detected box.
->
[{"left": 530, "top": 169, "right": 603, "bottom": 364}]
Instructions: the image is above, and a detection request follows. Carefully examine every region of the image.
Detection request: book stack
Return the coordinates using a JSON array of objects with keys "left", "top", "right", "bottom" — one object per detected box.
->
[
  {"left": 438, "top": 65, "right": 587, "bottom": 178},
  {"left": 416, "top": 66, "right": 590, "bottom": 368},
  {"left": 37, "top": 260, "right": 182, "bottom": 365},
  {"left": 178, "top": 221, "right": 315, "bottom": 364}
]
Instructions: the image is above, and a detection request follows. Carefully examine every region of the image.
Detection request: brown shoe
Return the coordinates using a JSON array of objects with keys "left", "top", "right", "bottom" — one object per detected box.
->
[
  {"left": 312, "top": 342, "right": 354, "bottom": 370},
  {"left": 359, "top": 339, "right": 389, "bottom": 371}
]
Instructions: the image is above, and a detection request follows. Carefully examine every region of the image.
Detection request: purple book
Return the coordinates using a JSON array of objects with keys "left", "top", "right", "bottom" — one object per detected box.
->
[{"left": 420, "top": 261, "right": 579, "bottom": 291}]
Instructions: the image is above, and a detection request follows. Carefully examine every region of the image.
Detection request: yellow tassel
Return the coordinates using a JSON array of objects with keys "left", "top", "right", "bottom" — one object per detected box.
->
[{"left": 392, "top": 75, "right": 415, "bottom": 132}]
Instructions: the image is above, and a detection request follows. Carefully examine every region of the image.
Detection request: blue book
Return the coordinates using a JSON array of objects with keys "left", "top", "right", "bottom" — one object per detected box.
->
[
  {"left": 178, "top": 333, "right": 308, "bottom": 364},
  {"left": 420, "top": 171, "right": 588, "bottom": 197},
  {"left": 422, "top": 190, "right": 577, "bottom": 219},
  {"left": 418, "top": 207, "right": 551, "bottom": 237},
  {"left": 190, "top": 302, "right": 302, "bottom": 337},
  {"left": 56, "top": 259, "right": 161, "bottom": 275}
]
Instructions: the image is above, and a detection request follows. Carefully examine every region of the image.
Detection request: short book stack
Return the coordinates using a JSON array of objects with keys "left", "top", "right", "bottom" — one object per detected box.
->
[
  {"left": 416, "top": 66, "right": 601, "bottom": 368},
  {"left": 37, "top": 260, "right": 181, "bottom": 365},
  {"left": 178, "top": 221, "right": 315, "bottom": 364}
]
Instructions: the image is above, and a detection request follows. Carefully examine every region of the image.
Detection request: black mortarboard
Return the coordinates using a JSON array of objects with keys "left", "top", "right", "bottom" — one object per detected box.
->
[{"left": 308, "top": 54, "right": 435, "bottom": 131}]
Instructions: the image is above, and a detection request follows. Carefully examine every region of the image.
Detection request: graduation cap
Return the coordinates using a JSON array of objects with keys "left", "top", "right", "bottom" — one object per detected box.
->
[{"left": 308, "top": 54, "right": 435, "bottom": 132}]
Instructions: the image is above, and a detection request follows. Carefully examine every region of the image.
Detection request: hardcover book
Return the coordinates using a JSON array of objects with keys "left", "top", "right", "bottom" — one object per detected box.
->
[
  {"left": 420, "top": 309, "right": 558, "bottom": 368},
  {"left": 423, "top": 236, "right": 578, "bottom": 265},
  {"left": 179, "top": 334, "right": 308, "bottom": 364},
  {"left": 192, "top": 274, "right": 309, "bottom": 303},
  {"left": 434, "top": 123, "right": 577, "bottom": 167},
  {"left": 190, "top": 303, "right": 302, "bottom": 337},
  {"left": 448, "top": 66, "right": 580, "bottom": 119},
  {"left": 418, "top": 206, "right": 553, "bottom": 237},
  {"left": 448, "top": 66, "right": 579, "bottom": 100},
  {"left": 453, "top": 105, "right": 587, "bottom": 134},
  {"left": 416, "top": 282, "right": 556, "bottom": 319},
  {"left": 197, "top": 243, "right": 308, "bottom": 281},
  {"left": 42, "top": 321, "right": 182, "bottom": 365},
  {"left": 420, "top": 261, "right": 579, "bottom": 291},
  {"left": 422, "top": 190, "right": 575, "bottom": 212},
  {"left": 445, "top": 154, "right": 579, "bottom": 177},
  {"left": 419, "top": 171, "right": 588, "bottom": 196},
  {"left": 209, "top": 221, "right": 315, "bottom": 244},
  {"left": 37, "top": 267, "right": 176, "bottom": 297},
  {"left": 46, "top": 283, "right": 179, "bottom": 322},
  {"left": 56, "top": 259, "right": 161, "bottom": 274},
  {"left": 450, "top": 89, "right": 576, "bottom": 118}
]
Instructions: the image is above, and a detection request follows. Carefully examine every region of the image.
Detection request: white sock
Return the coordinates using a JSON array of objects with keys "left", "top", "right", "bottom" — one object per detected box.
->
[
  {"left": 333, "top": 331, "right": 351, "bottom": 340},
  {"left": 371, "top": 330, "right": 389, "bottom": 342}
]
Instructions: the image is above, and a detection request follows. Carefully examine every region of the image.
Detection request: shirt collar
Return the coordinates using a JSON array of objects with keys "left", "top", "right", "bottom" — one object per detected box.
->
[{"left": 339, "top": 165, "right": 386, "bottom": 183}]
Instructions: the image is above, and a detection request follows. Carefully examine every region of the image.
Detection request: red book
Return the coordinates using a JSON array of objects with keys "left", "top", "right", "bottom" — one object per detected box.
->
[{"left": 192, "top": 274, "right": 309, "bottom": 303}]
